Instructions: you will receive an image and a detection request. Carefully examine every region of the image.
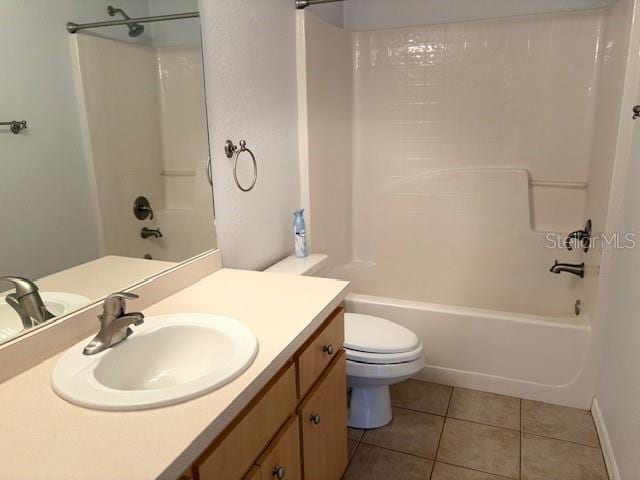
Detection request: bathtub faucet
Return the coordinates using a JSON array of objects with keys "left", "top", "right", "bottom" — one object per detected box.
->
[{"left": 549, "top": 260, "right": 584, "bottom": 278}]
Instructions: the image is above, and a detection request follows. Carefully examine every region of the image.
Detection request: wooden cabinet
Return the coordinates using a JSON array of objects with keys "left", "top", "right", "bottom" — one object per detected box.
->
[
  {"left": 197, "top": 364, "right": 297, "bottom": 480},
  {"left": 243, "top": 467, "right": 261, "bottom": 480},
  {"left": 192, "top": 307, "right": 346, "bottom": 480},
  {"left": 299, "top": 352, "right": 348, "bottom": 480},
  {"left": 297, "top": 309, "right": 344, "bottom": 399},
  {"left": 257, "top": 416, "right": 301, "bottom": 480}
]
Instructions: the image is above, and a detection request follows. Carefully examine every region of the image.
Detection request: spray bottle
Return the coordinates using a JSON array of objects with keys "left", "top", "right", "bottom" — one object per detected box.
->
[{"left": 293, "top": 209, "right": 307, "bottom": 258}]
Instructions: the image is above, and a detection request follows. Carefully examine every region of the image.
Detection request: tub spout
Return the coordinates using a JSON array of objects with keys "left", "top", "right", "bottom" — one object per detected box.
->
[{"left": 549, "top": 260, "right": 584, "bottom": 278}]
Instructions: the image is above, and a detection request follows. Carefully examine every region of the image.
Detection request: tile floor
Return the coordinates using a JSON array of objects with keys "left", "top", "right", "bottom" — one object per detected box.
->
[{"left": 343, "top": 379, "right": 609, "bottom": 480}]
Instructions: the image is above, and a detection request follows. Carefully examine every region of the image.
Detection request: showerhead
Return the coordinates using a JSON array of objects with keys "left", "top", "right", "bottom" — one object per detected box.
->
[
  {"left": 107, "top": 5, "right": 145, "bottom": 38},
  {"left": 128, "top": 23, "right": 145, "bottom": 37}
]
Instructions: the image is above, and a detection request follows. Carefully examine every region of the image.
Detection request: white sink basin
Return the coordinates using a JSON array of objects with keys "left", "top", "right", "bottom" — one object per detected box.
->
[
  {"left": 52, "top": 313, "right": 259, "bottom": 411},
  {"left": 0, "top": 292, "right": 90, "bottom": 342}
]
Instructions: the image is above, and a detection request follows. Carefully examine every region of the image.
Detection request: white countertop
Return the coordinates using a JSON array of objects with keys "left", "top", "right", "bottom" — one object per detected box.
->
[{"left": 0, "top": 269, "right": 349, "bottom": 480}]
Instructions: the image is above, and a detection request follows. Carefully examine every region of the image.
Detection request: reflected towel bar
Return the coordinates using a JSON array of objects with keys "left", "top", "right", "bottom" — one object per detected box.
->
[{"left": 1, "top": 120, "right": 27, "bottom": 134}]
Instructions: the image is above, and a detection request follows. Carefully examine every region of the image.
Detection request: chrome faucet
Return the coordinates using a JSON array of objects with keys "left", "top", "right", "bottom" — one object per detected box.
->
[
  {"left": 83, "top": 292, "right": 144, "bottom": 355},
  {"left": 549, "top": 260, "right": 585, "bottom": 278},
  {"left": 141, "top": 227, "right": 163, "bottom": 239},
  {"left": 0, "top": 276, "right": 54, "bottom": 329}
]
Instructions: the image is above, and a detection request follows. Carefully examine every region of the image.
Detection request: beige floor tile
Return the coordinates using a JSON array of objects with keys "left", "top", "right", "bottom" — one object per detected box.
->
[
  {"left": 362, "top": 407, "right": 444, "bottom": 459},
  {"left": 522, "top": 433, "right": 608, "bottom": 480},
  {"left": 448, "top": 388, "right": 520, "bottom": 431},
  {"left": 390, "top": 379, "right": 452, "bottom": 415},
  {"left": 348, "top": 439, "right": 358, "bottom": 461},
  {"left": 522, "top": 400, "right": 600, "bottom": 447},
  {"left": 343, "top": 443, "right": 433, "bottom": 480},
  {"left": 431, "top": 462, "right": 510, "bottom": 479},
  {"left": 437, "top": 418, "right": 520, "bottom": 479},
  {"left": 348, "top": 427, "right": 364, "bottom": 442}
]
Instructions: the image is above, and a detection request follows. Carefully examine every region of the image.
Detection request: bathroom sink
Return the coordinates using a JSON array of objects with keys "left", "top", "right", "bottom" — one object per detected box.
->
[
  {"left": 52, "top": 313, "right": 259, "bottom": 411},
  {"left": 0, "top": 292, "right": 90, "bottom": 342}
]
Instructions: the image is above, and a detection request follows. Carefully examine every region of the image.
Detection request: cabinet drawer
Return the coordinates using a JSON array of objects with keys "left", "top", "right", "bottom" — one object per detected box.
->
[
  {"left": 297, "top": 308, "right": 344, "bottom": 399},
  {"left": 197, "top": 364, "right": 297, "bottom": 480},
  {"left": 299, "top": 351, "right": 348, "bottom": 480},
  {"left": 257, "top": 416, "right": 301, "bottom": 480}
]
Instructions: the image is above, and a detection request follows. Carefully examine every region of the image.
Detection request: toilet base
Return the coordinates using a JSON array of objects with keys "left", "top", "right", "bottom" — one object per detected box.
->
[{"left": 348, "top": 385, "right": 392, "bottom": 429}]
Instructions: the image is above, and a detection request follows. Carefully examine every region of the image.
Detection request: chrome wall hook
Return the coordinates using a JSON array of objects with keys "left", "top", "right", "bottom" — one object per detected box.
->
[
  {"left": 1, "top": 120, "right": 27, "bottom": 134},
  {"left": 225, "top": 139, "right": 257, "bottom": 192}
]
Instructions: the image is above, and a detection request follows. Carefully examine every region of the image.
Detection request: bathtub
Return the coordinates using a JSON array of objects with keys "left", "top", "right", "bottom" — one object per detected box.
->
[
  {"left": 343, "top": 292, "right": 590, "bottom": 404},
  {"left": 267, "top": 254, "right": 591, "bottom": 406}
]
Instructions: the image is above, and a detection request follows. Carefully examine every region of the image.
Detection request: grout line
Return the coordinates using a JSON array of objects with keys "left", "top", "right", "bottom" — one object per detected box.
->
[
  {"left": 521, "top": 431, "right": 604, "bottom": 450},
  {"left": 439, "top": 413, "right": 522, "bottom": 433},
  {"left": 392, "top": 404, "right": 448, "bottom": 418},
  {"left": 428, "top": 386, "right": 454, "bottom": 480},
  {"left": 520, "top": 398, "right": 523, "bottom": 480},
  {"left": 436, "top": 460, "right": 516, "bottom": 480},
  {"left": 358, "top": 440, "right": 436, "bottom": 461},
  {"left": 344, "top": 438, "right": 361, "bottom": 473}
]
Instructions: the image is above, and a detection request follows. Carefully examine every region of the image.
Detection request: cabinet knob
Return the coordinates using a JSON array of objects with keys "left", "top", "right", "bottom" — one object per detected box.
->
[
  {"left": 322, "top": 344, "right": 334, "bottom": 356},
  {"left": 309, "top": 413, "right": 321, "bottom": 425},
  {"left": 634, "top": 105, "right": 640, "bottom": 120},
  {"left": 272, "top": 466, "right": 286, "bottom": 480}
]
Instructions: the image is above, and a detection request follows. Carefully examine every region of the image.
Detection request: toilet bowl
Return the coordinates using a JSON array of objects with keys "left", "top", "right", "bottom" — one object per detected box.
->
[
  {"left": 345, "top": 313, "right": 424, "bottom": 429},
  {"left": 265, "top": 254, "right": 424, "bottom": 429}
]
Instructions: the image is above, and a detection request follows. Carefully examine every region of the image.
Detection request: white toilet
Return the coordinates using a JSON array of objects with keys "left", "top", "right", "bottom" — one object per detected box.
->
[
  {"left": 265, "top": 254, "right": 424, "bottom": 429},
  {"left": 344, "top": 313, "right": 424, "bottom": 429}
]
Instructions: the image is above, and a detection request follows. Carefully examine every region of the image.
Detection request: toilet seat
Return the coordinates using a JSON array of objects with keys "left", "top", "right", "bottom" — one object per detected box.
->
[
  {"left": 345, "top": 343, "right": 424, "bottom": 365},
  {"left": 344, "top": 313, "right": 422, "bottom": 365}
]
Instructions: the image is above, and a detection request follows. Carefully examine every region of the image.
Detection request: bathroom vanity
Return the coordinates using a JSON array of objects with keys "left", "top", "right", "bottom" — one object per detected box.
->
[{"left": 0, "top": 263, "right": 350, "bottom": 480}]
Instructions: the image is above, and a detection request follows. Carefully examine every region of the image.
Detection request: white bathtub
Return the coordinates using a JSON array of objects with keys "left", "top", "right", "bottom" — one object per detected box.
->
[
  {"left": 267, "top": 254, "right": 591, "bottom": 405},
  {"left": 344, "top": 292, "right": 590, "bottom": 404}
]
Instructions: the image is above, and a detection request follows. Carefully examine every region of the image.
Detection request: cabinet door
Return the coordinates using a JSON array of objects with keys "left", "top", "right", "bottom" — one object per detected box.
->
[
  {"left": 299, "top": 351, "right": 347, "bottom": 480},
  {"left": 258, "top": 416, "right": 301, "bottom": 480},
  {"left": 244, "top": 467, "right": 261, "bottom": 480},
  {"left": 297, "top": 308, "right": 344, "bottom": 399},
  {"left": 197, "top": 364, "right": 297, "bottom": 480}
]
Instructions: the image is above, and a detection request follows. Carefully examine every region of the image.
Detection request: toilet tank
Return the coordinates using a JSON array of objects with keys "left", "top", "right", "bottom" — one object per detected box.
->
[{"left": 264, "top": 254, "right": 328, "bottom": 276}]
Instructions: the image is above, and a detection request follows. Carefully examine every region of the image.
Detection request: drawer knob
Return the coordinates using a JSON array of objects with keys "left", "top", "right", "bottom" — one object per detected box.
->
[
  {"left": 272, "top": 466, "right": 286, "bottom": 480},
  {"left": 310, "top": 413, "right": 321, "bottom": 425},
  {"left": 322, "top": 344, "right": 334, "bottom": 356}
]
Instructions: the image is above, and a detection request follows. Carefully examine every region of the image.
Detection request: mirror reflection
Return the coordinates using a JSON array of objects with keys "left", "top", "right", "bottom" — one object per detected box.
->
[{"left": 0, "top": 0, "right": 215, "bottom": 345}]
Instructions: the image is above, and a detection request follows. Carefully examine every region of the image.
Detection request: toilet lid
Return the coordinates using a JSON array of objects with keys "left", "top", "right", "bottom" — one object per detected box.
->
[{"left": 344, "top": 313, "right": 420, "bottom": 354}]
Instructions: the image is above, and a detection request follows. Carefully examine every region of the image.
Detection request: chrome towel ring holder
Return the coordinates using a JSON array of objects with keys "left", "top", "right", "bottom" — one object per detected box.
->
[{"left": 225, "top": 139, "right": 257, "bottom": 192}]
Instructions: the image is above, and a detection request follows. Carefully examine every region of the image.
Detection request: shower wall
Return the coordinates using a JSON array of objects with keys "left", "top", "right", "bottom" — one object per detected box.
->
[
  {"left": 75, "top": 34, "right": 215, "bottom": 263},
  {"left": 303, "top": 9, "right": 607, "bottom": 317}
]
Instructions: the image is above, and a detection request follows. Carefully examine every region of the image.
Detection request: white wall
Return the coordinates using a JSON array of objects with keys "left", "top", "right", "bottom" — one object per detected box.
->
[
  {"left": 594, "top": 66, "right": 640, "bottom": 479},
  {"left": 343, "top": 0, "right": 614, "bottom": 31},
  {"left": 298, "top": 12, "right": 353, "bottom": 270},
  {"left": 590, "top": 2, "right": 640, "bottom": 478},
  {"left": 199, "top": 0, "right": 300, "bottom": 270}
]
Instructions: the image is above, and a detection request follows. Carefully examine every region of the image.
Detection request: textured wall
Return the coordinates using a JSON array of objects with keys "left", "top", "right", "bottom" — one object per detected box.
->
[{"left": 200, "top": 0, "right": 300, "bottom": 270}]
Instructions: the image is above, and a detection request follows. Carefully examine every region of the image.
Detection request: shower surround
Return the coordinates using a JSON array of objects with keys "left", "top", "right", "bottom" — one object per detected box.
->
[{"left": 298, "top": 3, "right": 635, "bottom": 407}]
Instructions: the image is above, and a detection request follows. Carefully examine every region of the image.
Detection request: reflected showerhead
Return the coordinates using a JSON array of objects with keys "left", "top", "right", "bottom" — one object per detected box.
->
[
  {"left": 128, "top": 23, "right": 145, "bottom": 37},
  {"left": 107, "top": 5, "right": 145, "bottom": 38}
]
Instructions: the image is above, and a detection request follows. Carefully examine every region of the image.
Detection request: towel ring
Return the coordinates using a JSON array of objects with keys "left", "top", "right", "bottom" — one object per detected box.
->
[{"left": 225, "top": 139, "right": 257, "bottom": 192}]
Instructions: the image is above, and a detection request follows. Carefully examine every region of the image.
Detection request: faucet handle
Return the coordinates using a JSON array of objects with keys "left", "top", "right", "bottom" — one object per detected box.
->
[
  {"left": 0, "top": 276, "right": 39, "bottom": 298},
  {"left": 102, "top": 292, "right": 139, "bottom": 318}
]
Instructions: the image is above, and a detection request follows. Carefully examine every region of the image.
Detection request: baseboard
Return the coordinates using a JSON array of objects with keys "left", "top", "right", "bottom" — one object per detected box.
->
[{"left": 592, "top": 398, "right": 621, "bottom": 480}]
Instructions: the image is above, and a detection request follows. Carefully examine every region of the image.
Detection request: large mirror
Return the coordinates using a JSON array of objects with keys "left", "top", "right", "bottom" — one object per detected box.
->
[{"left": 0, "top": 0, "right": 215, "bottom": 345}]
